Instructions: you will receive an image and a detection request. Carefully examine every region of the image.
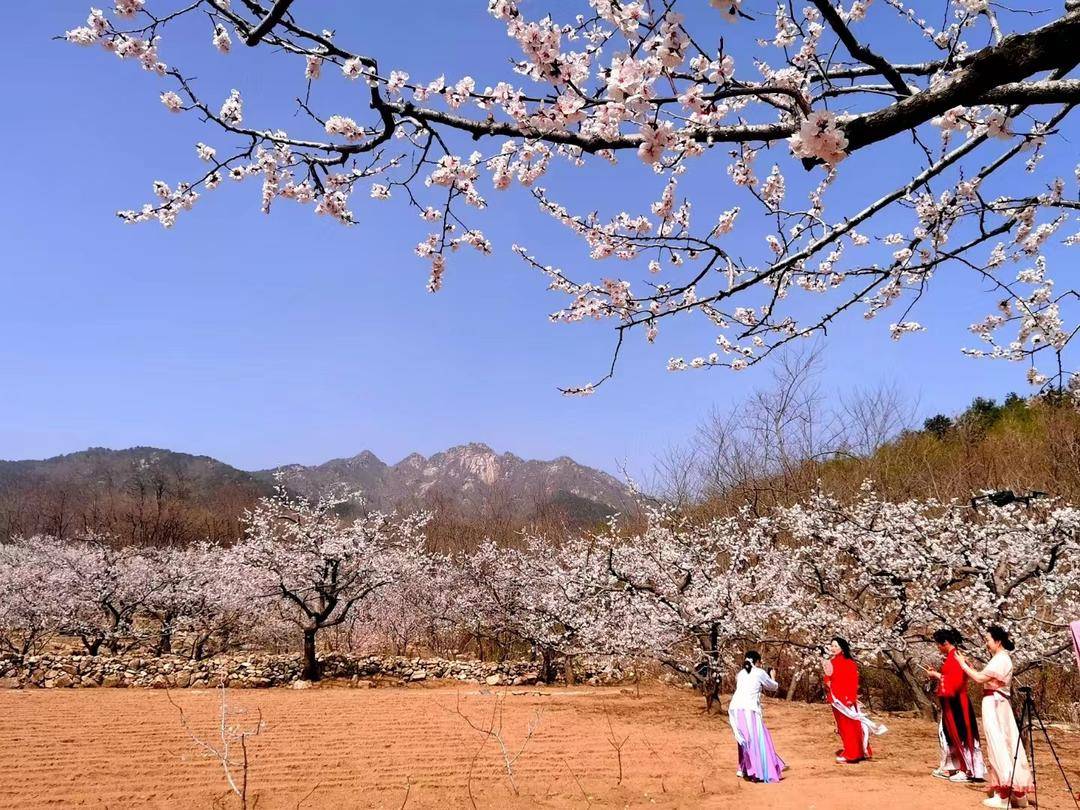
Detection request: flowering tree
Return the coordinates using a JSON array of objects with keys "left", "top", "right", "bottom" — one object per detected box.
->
[
  {"left": 506, "top": 536, "right": 613, "bottom": 683},
  {"left": 361, "top": 550, "right": 463, "bottom": 657},
  {"left": 448, "top": 536, "right": 611, "bottom": 682},
  {"left": 0, "top": 538, "right": 74, "bottom": 659},
  {"left": 0, "top": 486, "right": 1077, "bottom": 712},
  {"left": 780, "top": 486, "right": 1080, "bottom": 714},
  {"left": 141, "top": 543, "right": 265, "bottom": 658},
  {"left": 234, "top": 485, "right": 429, "bottom": 680},
  {"left": 63, "top": 1, "right": 1080, "bottom": 391},
  {"left": 600, "top": 506, "right": 798, "bottom": 706},
  {"left": 50, "top": 535, "right": 168, "bottom": 655}
]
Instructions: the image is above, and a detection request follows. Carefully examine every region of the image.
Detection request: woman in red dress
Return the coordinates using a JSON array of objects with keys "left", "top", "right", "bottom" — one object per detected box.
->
[{"left": 823, "top": 636, "right": 872, "bottom": 763}]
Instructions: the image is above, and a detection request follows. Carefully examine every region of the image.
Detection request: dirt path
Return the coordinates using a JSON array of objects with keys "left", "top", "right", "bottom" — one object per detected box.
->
[{"left": 0, "top": 684, "right": 1076, "bottom": 809}]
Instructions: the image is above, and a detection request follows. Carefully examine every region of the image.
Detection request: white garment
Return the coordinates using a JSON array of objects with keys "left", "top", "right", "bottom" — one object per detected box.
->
[
  {"left": 984, "top": 651, "right": 1013, "bottom": 696},
  {"left": 728, "top": 665, "right": 779, "bottom": 714},
  {"left": 830, "top": 696, "right": 889, "bottom": 740},
  {"left": 979, "top": 650, "right": 1031, "bottom": 795}
]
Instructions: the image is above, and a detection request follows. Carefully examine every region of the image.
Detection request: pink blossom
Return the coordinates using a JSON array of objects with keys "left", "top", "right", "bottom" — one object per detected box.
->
[
  {"left": 789, "top": 110, "right": 848, "bottom": 166},
  {"left": 710, "top": 0, "right": 743, "bottom": 23},
  {"left": 341, "top": 57, "right": 365, "bottom": 80},
  {"left": 984, "top": 109, "right": 1011, "bottom": 139},
  {"left": 219, "top": 89, "right": 243, "bottom": 126},
  {"left": 325, "top": 115, "right": 366, "bottom": 142},
  {"left": 113, "top": 0, "right": 144, "bottom": 18},
  {"left": 889, "top": 321, "right": 924, "bottom": 340},
  {"left": 160, "top": 91, "right": 184, "bottom": 112},
  {"left": 65, "top": 27, "right": 98, "bottom": 46},
  {"left": 213, "top": 25, "right": 232, "bottom": 54},
  {"left": 387, "top": 70, "right": 409, "bottom": 94},
  {"left": 637, "top": 122, "right": 675, "bottom": 164}
]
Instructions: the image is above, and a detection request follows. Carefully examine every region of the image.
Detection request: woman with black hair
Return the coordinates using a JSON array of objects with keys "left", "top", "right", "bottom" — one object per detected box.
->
[
  {"left": 924, "top": 628, "right": 985, "bottom": 782},
  {"left": 728, "top": 650, "right": 786, "bottom": 782},
  {"left": 957, "top": 625, "right": 1032, "bottom": 809},
  {"left": 822, "top": 636, "right": 886, "bottom": 763}
]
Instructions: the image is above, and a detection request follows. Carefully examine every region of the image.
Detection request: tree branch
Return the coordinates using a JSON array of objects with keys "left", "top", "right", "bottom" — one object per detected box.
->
[
  {"left": 811, "top": 0, "right": 912, "bottom": 96},
  {"left": 244, "top": 0, "right": 296, "bottom": 46}
]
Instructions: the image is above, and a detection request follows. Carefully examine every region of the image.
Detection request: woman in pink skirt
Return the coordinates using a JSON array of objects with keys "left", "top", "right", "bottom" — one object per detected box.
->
[{"left": 728, "top": 651, "right": 786, "bottom": 783}]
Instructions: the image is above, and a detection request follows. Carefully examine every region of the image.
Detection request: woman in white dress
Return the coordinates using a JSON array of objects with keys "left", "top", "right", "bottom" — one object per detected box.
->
[
  {"left": 956, "top": 625, "right": 1032, "bottom": 809},
  {"left": 728, "top": 651, "right": 786, "bottom": 783}
]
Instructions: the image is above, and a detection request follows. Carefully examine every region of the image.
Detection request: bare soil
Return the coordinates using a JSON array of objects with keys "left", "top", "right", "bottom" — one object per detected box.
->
[{"left": 0, "top": 683, "right": 1076, "bottom": 808}]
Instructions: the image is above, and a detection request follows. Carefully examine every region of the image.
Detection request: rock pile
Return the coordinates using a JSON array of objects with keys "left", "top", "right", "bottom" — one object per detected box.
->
[{"left": 0, "top": 652, "right": 629, "bottom": 689}]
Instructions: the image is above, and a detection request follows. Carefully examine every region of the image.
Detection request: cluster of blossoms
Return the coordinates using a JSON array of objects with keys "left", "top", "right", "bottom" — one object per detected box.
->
[
  {"left": 788, "top": 111, "right": 849, "bottom": 166},
  {"left": 63, "top": 1, "right": 1080, "bottom": 391},
  {"left": 3, "top": 484, "right": 1077, "bottom": 703}
]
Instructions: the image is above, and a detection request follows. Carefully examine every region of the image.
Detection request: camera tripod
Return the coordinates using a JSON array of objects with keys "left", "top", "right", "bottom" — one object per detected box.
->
[{"left": 1003, "top": 686, "right": 1079, "bottom": 808}]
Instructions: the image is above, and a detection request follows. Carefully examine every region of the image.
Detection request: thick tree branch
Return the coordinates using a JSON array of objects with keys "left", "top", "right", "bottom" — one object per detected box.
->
[
  {"left": 980, "top": 79, "right": 1080, "bottom": 105},
  {"left": 842, "top": 11, "right": 1080, "bottom": 155},
  {"left": 244, "top": 0, "right": 296, "bottom": 46}
]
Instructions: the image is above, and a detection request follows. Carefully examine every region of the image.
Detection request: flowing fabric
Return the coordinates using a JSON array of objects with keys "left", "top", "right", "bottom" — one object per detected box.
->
[
  {"left": 730, "top": 707, "right": 786, "bottom": 783},
  {"left": 825, "top": 655, "right": 883, "bottom": 762},
  {"left": 937, "top": 649, "right": 986, "bottom": 779},
  {"left": 979, "top": 652, "right": 1032, "bottom": 800},
  {"left": 728, "top": 666, "right": 786, "bottom": 783}
]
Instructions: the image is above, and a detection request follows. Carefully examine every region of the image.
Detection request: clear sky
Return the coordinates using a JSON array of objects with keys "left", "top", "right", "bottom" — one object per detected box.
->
[{"left": 0, "top": 2, "right": 1071, "bottom": 477}]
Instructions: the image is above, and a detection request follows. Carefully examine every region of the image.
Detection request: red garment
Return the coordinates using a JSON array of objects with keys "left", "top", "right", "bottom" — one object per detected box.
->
[
  {"left": 937, "top": 649, "right": 983, "bottom": 776},
  {"left": 937, "top": 648, "right": 964, "bottom": 698},
  {"left": 825, "top": 655, "right": 871, "bottom": 762}
]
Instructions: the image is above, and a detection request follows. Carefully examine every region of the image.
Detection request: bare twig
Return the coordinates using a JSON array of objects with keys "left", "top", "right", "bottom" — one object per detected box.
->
[
  {"left": 164, "top": 685, "right": 264, "bottom": 810},
  {"left": 602, "top": 701, "right": 631, "bottom": 786}
]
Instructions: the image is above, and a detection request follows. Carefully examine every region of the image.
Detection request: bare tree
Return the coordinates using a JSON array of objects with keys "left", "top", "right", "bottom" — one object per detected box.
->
[{"left": 166, "top": 686, "right": 264, "bottom": 810}]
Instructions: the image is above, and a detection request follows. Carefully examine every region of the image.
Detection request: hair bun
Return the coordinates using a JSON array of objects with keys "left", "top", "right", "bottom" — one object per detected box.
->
[{"left": 987, "top": 624, "right": 1015, "bottom": 651}]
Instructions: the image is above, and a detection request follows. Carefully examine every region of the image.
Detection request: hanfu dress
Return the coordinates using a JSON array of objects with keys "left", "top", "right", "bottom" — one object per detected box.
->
[
  {"left": 978, "top": 651, "right": 1032, "bottom": 802},
  {"left": 825, "top": 655, "right": 885, "bottom": 762},
  {"left": 728, "top": 665, "right": 786, "bottom": 782},
  {"left": 936, "top": 648, "right": 986, "bottom": 779}
]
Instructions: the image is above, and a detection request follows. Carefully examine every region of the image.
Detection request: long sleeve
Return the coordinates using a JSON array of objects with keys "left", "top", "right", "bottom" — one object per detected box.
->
[
  {"left": 758, "top": 669, "right": 779, "bottom": 692},
  {"left": 938, "top": 650, "right": 964, "bottom": 698},
  {"left": 829, "top": 657, "right": 859, "bottom": 705}
]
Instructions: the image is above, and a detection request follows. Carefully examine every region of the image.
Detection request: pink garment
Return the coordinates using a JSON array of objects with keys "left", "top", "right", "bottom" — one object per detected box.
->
[{"left": 1070, "top": 619, "right": 1080, "bottom": 672}]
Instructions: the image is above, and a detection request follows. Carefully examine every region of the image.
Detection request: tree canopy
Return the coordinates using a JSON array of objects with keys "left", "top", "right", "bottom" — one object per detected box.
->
[{"left": 63, "top": 1, "right": 1080, "bottom": 391}]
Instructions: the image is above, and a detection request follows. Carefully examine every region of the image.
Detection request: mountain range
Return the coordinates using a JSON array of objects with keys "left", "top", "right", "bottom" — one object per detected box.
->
[{"left": 0, "top": 444, "right": 634, "bottom": 537}]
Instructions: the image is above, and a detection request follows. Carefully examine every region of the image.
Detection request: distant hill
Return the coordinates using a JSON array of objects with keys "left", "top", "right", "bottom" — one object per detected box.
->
[
  {"left": 257, "top": 442, "right": 634, "bottom": 521},
  {"left": 0, "top": 444, "right": 634, "bottom": 543},
  {"left": 0, "top": 446, "right": 264, "bottom": 496}
]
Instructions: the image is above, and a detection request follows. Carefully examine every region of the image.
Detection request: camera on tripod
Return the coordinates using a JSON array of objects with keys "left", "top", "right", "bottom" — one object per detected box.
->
[{"left": 1010, "top": 682, "right": 1077, "bottom": 807}]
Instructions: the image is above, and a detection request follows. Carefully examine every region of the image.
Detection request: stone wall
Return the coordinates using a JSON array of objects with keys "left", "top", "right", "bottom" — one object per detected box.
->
[{"left": 0, "top": 652, "right": 631, "bottom": 689}]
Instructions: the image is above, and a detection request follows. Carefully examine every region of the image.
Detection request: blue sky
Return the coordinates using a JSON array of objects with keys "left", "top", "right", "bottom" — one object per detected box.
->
[{"left": 0, "top": 2, "right": 1070, "bottom": 477}]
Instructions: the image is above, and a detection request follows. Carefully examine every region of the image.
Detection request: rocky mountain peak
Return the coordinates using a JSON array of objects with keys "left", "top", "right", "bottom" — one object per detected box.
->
[{"left": 0, "top": 443, "right": 635, "bottom": 535}]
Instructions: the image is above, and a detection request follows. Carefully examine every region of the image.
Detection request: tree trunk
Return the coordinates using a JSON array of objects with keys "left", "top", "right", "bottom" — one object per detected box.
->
[
  {"left": 563, "top": 653, "right": 576, "bottom": 685},
  {"left": 539, "top": 647, "right": 557, "bottom": 684},
  {"left": 301, "top": 627, "right": 320, "bottom": 681},
  {"left": 890, "top": 654, "right": 935, "bottom": 719},
  {"left": 156, "top": 617, "right": 173, "bottom": 656},
  {"left": 786, "top": 666, "right": 805, "bottom": 701}
]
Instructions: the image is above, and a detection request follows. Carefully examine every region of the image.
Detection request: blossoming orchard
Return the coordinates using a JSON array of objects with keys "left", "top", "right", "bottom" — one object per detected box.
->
[
  {"left": 1, "top": 484, "right": 1077, "bottom": 714},
  {"left": 61, "top": 0, "right": 1080, "bottom": 394}
]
